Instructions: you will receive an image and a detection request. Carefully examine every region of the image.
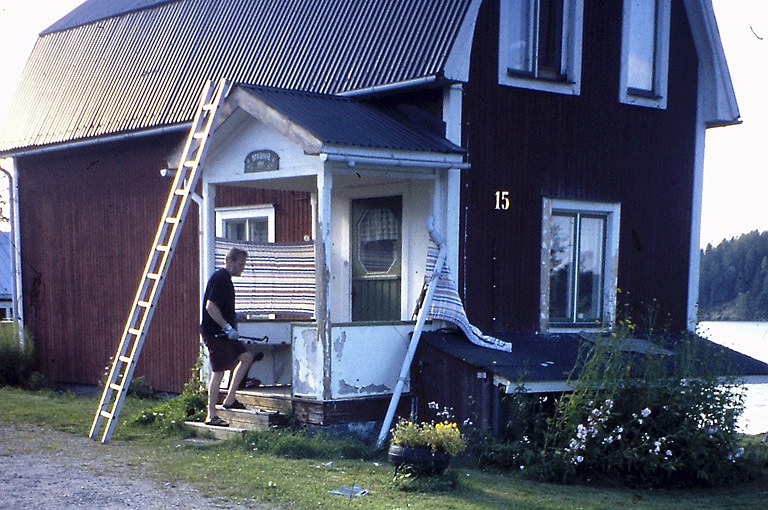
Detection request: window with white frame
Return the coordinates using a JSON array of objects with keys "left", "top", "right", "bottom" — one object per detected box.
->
[
  {"left": 541, "top": 199, "right": 620, "bottom": 331},
  {"left": 619, "top": 0, "right": 671, "bottom": 109},
  {"left": 216, "top": 205, "right": 275, "bottom": 243},
  {"left": 498, "top": 0, "right": 584, "bottom": 95}
]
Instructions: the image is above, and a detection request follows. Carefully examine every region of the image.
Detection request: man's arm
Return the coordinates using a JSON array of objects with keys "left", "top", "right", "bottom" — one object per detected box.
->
[{"left": 206, "top": 300, "right": 238, "bottom": 339}]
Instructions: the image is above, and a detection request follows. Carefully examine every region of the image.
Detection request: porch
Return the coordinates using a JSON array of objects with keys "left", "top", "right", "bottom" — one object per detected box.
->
[{"left": 195, "top": 84, "right": 466, "bottom": 432}]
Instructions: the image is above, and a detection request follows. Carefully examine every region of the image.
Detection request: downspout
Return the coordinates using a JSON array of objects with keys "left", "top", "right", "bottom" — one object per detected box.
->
[
  {"left": 376, "top": 216, "right": 447, "bottom": 448},
  {"left": 0, "top": 160, "right": 22, "bottom": 348}
]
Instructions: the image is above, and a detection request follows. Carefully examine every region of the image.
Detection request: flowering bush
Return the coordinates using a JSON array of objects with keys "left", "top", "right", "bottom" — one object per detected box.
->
[
  {"left": 472, "top": 317, "right": 749, "bottom": 488},
  {"left": 391, "top": 418, "right": 467, "bottom": 457}
]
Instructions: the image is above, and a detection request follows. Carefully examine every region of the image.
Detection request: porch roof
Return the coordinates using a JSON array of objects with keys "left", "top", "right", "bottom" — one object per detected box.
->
[
  {"left": 421, "top": 329, "right": 768, "bottom": 392},
  {"left": 228, "top": 85, "right": 466, "bottom": 156}
]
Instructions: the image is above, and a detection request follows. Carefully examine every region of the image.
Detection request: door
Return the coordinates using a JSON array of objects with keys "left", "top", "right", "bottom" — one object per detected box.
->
[{"left": 351, "top": 196, "right": 402, "bottom": 321}]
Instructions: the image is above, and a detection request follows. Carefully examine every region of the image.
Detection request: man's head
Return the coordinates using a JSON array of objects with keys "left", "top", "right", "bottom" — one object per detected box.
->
[{"left": 225, "top": 247, "right": 248, "bottom": 276}]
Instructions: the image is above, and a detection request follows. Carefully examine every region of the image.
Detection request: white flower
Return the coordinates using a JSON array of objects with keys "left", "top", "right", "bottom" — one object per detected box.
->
[
  {"left": 665, "top": 450, "right": 673, "bottom": 457},
  {"left": 641, "top": 408, "right": 651, "bottom": 418},
  {"left": 575, "top": 455, "right": 584, "bottom": 463}
]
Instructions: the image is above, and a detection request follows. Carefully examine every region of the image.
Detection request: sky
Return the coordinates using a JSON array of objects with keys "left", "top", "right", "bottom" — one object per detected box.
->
[{"left": 0, "top": 0, "right": 765, "bottom": 247}]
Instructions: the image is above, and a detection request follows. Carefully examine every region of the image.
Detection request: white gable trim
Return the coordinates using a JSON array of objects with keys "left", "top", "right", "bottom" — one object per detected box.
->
[{"left": 683, "top": 0, "right": 740, "bottom": 126}]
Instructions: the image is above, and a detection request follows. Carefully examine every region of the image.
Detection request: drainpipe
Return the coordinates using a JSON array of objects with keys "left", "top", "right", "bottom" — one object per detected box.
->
[
  {"left": 0, "top": 161, "right": 22, "bottom": 349},
  {"left": 376, "top": 216, "right": 447, "bottom": 448}
]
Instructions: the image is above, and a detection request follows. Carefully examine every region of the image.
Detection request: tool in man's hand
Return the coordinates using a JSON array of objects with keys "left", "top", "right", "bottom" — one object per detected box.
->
[{"left": 214, "top": 333, "right": 269, "bottom": 345}]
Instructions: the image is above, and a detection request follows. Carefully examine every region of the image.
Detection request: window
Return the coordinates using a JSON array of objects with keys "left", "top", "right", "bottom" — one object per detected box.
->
[
  {"left": 541, "top": 199, "right": 620, "bottom": 331},
  {"left": 216, "top": 205, "right": 275, "bottom": 243},
  {"left": 498, "top": 0, "right": 584, "bottom": 95},
  {"left": 619, "top": 0, "right": 671, "bottom": 108}
]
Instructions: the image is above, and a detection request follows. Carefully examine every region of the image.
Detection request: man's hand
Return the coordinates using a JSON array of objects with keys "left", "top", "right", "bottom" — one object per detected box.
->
[{"left": 223, "top": 323, "right": 239, "bottom": 340}]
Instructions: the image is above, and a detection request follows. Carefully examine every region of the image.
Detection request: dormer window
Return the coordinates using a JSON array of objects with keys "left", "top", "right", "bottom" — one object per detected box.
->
[
  {"left": 620, "top": 0, "right": 671, "bottom": 109},
  {"left": 498, "top": 0, "right": 584, "bottom": 95}
]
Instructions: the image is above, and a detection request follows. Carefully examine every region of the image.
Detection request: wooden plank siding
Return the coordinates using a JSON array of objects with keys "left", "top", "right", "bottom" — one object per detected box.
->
[
  {"left": 460, "top": 0, "right": 699, "bottom": 334},
  {"left": 18, "top": 134, "right": 311, "bottom": 392}
]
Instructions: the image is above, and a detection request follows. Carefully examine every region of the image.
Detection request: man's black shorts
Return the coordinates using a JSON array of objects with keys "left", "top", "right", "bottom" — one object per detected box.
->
[{"left": 201, "top": 333, "right": 247, "bottom": 372}]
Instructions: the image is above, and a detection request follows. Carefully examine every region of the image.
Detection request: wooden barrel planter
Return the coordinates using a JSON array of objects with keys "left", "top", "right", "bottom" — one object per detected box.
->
[{"left": 388, "top": 444, "right": 451, "bottom": 477}]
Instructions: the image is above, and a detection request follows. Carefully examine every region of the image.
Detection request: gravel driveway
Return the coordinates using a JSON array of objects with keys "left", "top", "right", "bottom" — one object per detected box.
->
[{"left": 0, "top": 425, "right": 279, "bottom": 510}]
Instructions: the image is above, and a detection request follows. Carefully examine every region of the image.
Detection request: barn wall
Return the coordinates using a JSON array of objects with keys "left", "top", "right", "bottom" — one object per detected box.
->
[
  {"left": 461, "top": 0, "right": 699, "bottom": 333},
  {"left": 18, "top": 134, "right": 312, "bottom": 392}
]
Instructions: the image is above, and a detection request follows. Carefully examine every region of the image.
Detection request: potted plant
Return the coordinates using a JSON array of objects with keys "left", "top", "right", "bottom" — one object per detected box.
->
[{"left": 388, "top": 418, "right": 466, "bottom": 476}]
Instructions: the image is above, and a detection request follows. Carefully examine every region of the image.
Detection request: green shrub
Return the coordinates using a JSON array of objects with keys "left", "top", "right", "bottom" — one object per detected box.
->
[
  {"left": 0, "top": 324, "right": 34, "bottom": 386},
  {"left": 134, "top": 362, "right": 207, "bottom": 434},
  {"left": 471, "top": 318, "right": 749, "bottom": 488}
]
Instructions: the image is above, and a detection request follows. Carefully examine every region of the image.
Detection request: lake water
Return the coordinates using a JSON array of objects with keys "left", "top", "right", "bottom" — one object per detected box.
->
[{"left": 697, "top": 321, "right": 768, "bottom": 436}]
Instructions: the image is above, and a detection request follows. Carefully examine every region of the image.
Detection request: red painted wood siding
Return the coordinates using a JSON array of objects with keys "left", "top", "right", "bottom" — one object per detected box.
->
[
  {"left": 18, "top": 134, "right": 311, "bottom": 392},
  {"left": 461, "top": 0, "right": 699, "bottom": 333}
]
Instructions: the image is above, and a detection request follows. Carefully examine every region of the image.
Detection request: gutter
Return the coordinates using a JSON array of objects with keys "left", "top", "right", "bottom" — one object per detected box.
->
[
  {"left": 338, "top": 76, "right": 441, "bottom": 98},
  {"left": 0, "top": 123, "right": 190, "bottom": 158}
]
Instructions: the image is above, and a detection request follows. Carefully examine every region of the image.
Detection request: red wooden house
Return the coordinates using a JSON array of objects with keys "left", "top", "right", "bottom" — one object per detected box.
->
[{"left": 1, "top": 0, "right": 759, "bottom": 433}]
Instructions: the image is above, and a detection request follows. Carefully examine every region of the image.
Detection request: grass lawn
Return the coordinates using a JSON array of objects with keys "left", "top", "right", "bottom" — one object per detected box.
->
[{"left": 2, "top": 386, "right": 768, "bottom": 509}]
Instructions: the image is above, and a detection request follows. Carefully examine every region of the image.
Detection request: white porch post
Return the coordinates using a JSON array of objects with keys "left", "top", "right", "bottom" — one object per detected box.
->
[
  {"left": 443, "top": 83, "right": 463, "bottom": 278},
  {"left": 316, "top": 167, "right": 333, "bottom": 400},
  {"left": 199, "top": 180, "right": 217, "bottom": 384}
]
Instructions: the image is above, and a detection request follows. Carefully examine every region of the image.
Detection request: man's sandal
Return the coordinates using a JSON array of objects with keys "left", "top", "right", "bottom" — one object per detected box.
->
[
  {"left": 223, "top": 400, "right": 246, "bottom": 410},
  {"left": 205, "top": 416, "right": 229, "bottom": 427}
]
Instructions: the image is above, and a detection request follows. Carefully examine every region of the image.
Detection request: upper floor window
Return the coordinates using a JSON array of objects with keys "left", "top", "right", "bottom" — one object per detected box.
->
[
  {"left": 620, "top": 0, "right": 671, "bottom": 109},
  {"left": 498, "top": 0, "right": 584, "bottom": 95},
  {"left": 216, "top": 205, "right": 275, "bottom": 243},
  {"left": 541, "top": 199, "right": 620, "bottom": 332}
]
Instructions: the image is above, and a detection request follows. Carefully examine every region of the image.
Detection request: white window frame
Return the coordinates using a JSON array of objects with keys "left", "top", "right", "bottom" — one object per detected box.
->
[
  {"left": 540, "top": 198, "right": 621, "bottom": 333},
  {"left": 215, "top": 205, "right": 275, "bottom": 243},
  {"left": 498, "top": 0, "right": 584, "bottom": 95},
  {"left": 619, "top": 0, "right": 671, "bottom": 109}
]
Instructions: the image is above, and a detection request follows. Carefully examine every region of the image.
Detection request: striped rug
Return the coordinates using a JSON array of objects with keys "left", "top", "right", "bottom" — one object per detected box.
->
[
  {"left": 215, "top": 238, "right": 315, "bottom": 318},
  {"left": 425, "top": 243, "right": 512, "bottom": 352}
]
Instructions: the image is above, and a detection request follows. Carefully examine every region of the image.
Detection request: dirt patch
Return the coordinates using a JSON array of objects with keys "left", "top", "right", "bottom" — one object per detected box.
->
[{"left": 0, "top": 425, "right": 279, "bottom": 509}]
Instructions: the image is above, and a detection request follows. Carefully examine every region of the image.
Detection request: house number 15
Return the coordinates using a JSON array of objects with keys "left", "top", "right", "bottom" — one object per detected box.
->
[{"left": 494, "top": 190, "right": 510, "bottom": 210}]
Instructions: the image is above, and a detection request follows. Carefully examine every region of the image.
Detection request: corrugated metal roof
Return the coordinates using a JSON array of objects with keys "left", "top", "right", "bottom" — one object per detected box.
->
[
  {"left": 0, "top": 0, "right": 475, "bottom": 153},
  {"left": 235, "top": 84, "right": 464, "bottom": 154},
  {"left": 41, "top": 0, "right": 177, "bottom": 35}
]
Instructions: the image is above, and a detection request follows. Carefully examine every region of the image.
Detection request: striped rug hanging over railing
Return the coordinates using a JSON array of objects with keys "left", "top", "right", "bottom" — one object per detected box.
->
[
  {"left": 425, "top": 242, "right": 512, "bottom": 352},
  {"left": 215, "top": 238, "right": 316, "bottom": 319}
]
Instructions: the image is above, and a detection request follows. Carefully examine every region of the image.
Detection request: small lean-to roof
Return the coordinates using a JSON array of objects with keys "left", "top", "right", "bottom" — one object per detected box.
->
[
  {"left": 0, "top": 0, "right": 480, "bottom": 153},
  {"left": 228, "top": 85, "right": 465, "bottom": 155},
  {"left": 421, "top": 329, "right": 768, "bottom": 392}
]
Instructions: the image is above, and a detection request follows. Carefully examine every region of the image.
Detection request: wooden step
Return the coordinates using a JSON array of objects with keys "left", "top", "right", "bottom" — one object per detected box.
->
[
  {"left": 184, "top": 421, "right": 248, "bottom": 440},
  {"left": 213, "top": 387, "right": 292, "bottom": 415},
  {"left": 214, "top": 406, "right": 287, "bottom": 429}
]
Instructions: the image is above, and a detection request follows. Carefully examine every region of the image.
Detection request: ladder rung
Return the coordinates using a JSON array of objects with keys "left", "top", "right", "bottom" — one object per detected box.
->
[
  {"left": 128, "top": 328, "right": 142, "bottom": 336},
  {"left": 193, "top": 131, "right": 206, "bottom": 139},
  {"left": 156, "top": 245, "right": 170, "bottom": 252},
  {"left": 147, "top": 273, "right": 161, "bottom": 280},
  {"left": 165, "top": 217, "right": 179, "bottom": 224},
  {"left": 109, "top": 383, "right": 123, "bottom": 392},
  {"left": 174, "top": 188, "right": 188, "bottom": 196},
  {"left": 100, "top": 410, "right": 113, "bottom": 419},
  {"left": 118, "top": 355, "right": 132, "bottom": 364},
  {"left": 137, "top": 300, "right": 151, "bottom": 308},
  {"left": 183, "top": 160, "right": 197, "bottom": 168},
  {"left": 202, "top": 103, "right": 215, "bottom": 111}
]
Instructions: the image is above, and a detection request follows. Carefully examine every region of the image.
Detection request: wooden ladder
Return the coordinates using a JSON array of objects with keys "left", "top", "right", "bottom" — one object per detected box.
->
[{"left": 89, "top": 78, "right": 231, "bottom": 443}]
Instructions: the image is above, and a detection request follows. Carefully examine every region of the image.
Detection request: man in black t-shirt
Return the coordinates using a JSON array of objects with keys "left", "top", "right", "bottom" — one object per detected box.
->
[{"left": 200, "top": 247, "right": 254, "bottom": 427}]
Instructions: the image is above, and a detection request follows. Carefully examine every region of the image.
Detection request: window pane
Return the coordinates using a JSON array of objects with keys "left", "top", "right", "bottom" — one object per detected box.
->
[
  {"left": 507, "top": 0, "right": 534, "bottom": 72},
  {"left": 224, "top": 220, "right": 247, "bottom": 241},
  {"left": 627, "top": 0, "right": 657, "bottom": 91},
  {"left": 549, "top": 214, "right": 576, "bottom": 321},
  {"left": 538, "top": 0, "right": 564, "bottom": 77},
  {"left": 576, "top": 216, "right": 605, "bottom": 322},
  {"left": 357, "top": 207, "right": 399, "bottom": 274},
  {"left": 248, "top": 218, "right": 269, "bottom": 243}
]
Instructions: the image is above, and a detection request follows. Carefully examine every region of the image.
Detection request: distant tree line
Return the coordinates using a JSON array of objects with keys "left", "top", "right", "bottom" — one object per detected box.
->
[{"left": 698, "top": 230, "right": 768, "bottom": 321}]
